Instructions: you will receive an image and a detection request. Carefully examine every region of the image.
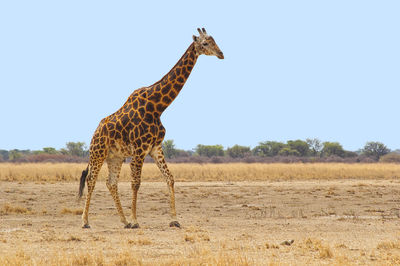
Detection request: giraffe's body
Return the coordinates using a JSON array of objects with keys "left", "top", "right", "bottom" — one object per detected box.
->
[{"left": 78, "top": 28, "right": 223, "bottom": 229}]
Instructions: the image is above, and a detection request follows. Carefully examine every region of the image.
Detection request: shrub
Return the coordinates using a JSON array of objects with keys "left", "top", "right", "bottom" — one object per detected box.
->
[
  {"left": 322, "top": 142, "right": 345, "bottom": 157},
  {"left": 195, "top": 145, "right": 224, "bottom": 157},
  {"left": 287, "top": 140, "right": 310, "bottom": 157},
  {"left": 226, "top": 145, "right": 251, "bottom": 158},
  {"left": 278, "top": 147, "right": 300, "bottom": 156},
  {"left": 380, "top": 153, "right": 400, "bottom": 163},
  {"left": 13, "top": 154, "right": 87, "bottom": 163},
  {"left": 343, "top": 150, "right": 358, "bottom": 158},
  {"left": 252, "top": 141, "right": 285, "bottom": 157}
]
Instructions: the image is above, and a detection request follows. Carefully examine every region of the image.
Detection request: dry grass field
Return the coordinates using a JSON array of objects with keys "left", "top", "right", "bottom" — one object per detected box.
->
[
  {"left": 1, "top": 163, "right": 400, "bottom": 265},
  {"left": 1, "top": 162, "right": 400, "bottom": 182}
]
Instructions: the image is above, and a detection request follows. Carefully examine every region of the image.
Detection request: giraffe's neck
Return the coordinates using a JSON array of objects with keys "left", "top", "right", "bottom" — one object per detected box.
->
[{"left": 147, "top": 43, "right": 199, "bottom": 114}]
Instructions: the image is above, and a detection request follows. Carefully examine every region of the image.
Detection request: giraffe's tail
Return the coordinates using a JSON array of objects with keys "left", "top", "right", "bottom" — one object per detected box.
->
[{"left": 78, "top": 165, "right": 89, "bottom": 198}]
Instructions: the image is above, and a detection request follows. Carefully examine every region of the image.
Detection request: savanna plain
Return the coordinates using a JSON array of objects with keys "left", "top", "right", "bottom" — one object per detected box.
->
[{"left": 1, "top": 163, "right": 400, "bottom": 265}]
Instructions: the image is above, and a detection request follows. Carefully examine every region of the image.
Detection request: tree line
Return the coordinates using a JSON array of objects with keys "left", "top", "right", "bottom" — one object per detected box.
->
[
  {"left": 0, "top": 142, "right": 88, "bottom": 163},
  {"left": 2, "top": 139, "right": 399, "bottom": 163},
  {"left": 162, "top": 139, "right": 400, "bottom": 163}
]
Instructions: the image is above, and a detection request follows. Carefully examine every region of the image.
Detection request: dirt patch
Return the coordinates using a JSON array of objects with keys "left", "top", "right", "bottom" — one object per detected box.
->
[{"left": 1, "top": 180, "right": 400, "bottom": 265}]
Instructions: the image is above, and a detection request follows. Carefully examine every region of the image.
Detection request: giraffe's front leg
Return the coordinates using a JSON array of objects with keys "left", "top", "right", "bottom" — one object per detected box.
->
[
  {"left": 166, "top": 177, "right": 180, "bottom": 228},
  {"left": 130, "top": 156, "right": 145, "bottom": 229},
  {"left": 150, "top": 145, "right": 180, "bottom": 228}
]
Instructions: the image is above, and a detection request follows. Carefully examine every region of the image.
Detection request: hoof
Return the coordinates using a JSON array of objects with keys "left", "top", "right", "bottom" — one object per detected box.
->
[
  {"left": 124, "top": 223, "right": 133, "bottom": 229},
  {"left": 82, "top": 224, "right": 91, "bottom": 229},
  {"left": 132, "top": 223, "right": 140, "bottom": 229},
  {"left": 169, "top": 221, "right": 181, "bottom": 228},
  {"left": 125, "top": 223, "right": 140, "bottom": 229}
]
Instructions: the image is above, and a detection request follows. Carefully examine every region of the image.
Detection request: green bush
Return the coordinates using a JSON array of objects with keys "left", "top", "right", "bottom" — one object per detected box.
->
[
  {"left": 287, "top": 140, "right": 310, "bottom": 157},
  {"left": 252, "top": 141, "right": 285, "bottom": 157},
  {"left": 278, "top": 147, "right": 300, "bottom": 156},
  {"left": 322, "top": 142, "right": 345, "bottom": 157},
  {"left": 195, "top": 144, "right": 224, "bottom": 157},
  {"left": 226, "top": 145, "right": 250, "bottom": 158}
]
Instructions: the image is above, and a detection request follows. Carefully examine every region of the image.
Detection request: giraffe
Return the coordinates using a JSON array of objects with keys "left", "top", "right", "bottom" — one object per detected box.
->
[{"left": 78, "top": 28, "right": 224, "bottom": 229}]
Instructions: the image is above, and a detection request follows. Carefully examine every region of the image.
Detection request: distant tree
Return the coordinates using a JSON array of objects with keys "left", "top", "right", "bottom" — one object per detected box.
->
[
  {"left": 162, "top": 140, "right": 178, "bottom": 159},
  {"left": 226, "top": 145, "right": 251, "bottom": 158},
  {"left": 65, "top": 142, "right": 87, "bottom": 157},
  {"left": 9, "top": 150, "right": 23, "bottom": 161},
  {"left": 0, "top": 150, "right": 9, "bottom": 161},
  {"left": 322, "top": 142, "right": 345, "bottom": 157},
  {"left": 362, "top": 141, "right": 390, "bottom": 160},
  {"left": 343, "top": 150, "right": 358, "bottom": 158},
  {"left": 306, "top": 138, "right": 323, "bottom": 157},
  {"left": 195, "top": 144, "right": 224, "bottom": 157},
  {"left": 278, "top": 147, "right": 300, "bottom": 156},
  {"left": 59, "top": 148, "right": 69, "bottom": 155},
  {"left": 42, "top": 147, "right": 58, "bottom": 154},
  {"left": 287, "top": 140, "right": 310, "bottom": 157},
  {"left": 174, "top": 149, "right": 192, "bottom": 157},
  {"left": 253, "top": 141, "right": 285, "bottom": 157}
]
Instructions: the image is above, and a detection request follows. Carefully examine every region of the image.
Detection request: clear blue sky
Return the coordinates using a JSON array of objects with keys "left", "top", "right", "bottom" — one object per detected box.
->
[{"left": 1, "top": 1, "right": 399, "bottom": 152}]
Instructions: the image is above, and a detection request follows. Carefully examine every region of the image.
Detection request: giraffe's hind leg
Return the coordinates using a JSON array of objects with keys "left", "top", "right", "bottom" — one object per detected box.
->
[
  {"left": 82, "top": 160, "right": 103, "bottom": 228},
  {"left": 106, "top": 157, "right": 132, "bottom": 228},
  {"left": 150, "top": 145, "right": 180, "bottom": 228}
]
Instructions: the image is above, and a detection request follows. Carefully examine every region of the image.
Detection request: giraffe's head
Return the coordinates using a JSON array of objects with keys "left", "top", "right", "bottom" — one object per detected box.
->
[{"left": 193, "top": 28, "right": 224, "bottom": 59}]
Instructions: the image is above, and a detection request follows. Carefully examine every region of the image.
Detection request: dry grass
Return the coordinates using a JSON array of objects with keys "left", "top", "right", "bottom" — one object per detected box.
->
[
  {"left": 0, "top": 203, "right": 32, "bottom": 215},
  {"left": 303, "top": 238, "right": 334, "bottom": 259},
  {"left": 1, "top": 162, "right": 400, "bottom": 182},
  {"left": 0, "top": 248, "right": 252, "bottom": 266},
  {"left": 184, "top": 225, "right": 211, "bottom": 243},
  {"left": 377, "top": 241, "right": 400, "bottom": 250},
  {"left": 60, "top": 207, "right": 83, "bottom": 215},
  {"left": 64, "top": 235, "right": 82, "bottom": 242},
  {"left": 127, "top": 237, "right": 152, "bottom": 245}
]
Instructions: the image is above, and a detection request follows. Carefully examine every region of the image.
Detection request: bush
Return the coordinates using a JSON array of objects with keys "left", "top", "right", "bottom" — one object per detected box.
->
[
  {"left": 343, "top": 151, "right": 358, "bottom": 158},
  {"left": 322, "top": 142, "right": 345, "bottom": 157},
  {"left": 195, "top": 144, "right": 224, "bottom": 157},
  {"left": 379, "top": 153, "right": 400, "bottom": 163},
  {"left": 287, "top": 140, "right": 310, "bottom": 157},
  {"left": 253, "top": 141, "right": 285, "bottom": 157},
  {"left": 226, "top": 145, "right": 251, "bottom": 158},
  {"left": 210, "top": 156, "right": 223, "bottom": 163},
  {"left": 12, "top": 154, "right": 87, "bottom": 163},
  {"left": 278, "top": 147, "right": 300, "bottom": 156}
]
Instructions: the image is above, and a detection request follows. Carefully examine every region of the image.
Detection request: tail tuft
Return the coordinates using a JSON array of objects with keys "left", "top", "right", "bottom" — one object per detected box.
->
[{"left": 78, "top": 166, "right": 89, "bottom": 198}]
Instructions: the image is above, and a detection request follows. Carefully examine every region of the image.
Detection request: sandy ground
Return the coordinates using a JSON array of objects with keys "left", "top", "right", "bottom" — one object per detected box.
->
[{"left": 1, "top": 180, "right": 400, "bottom": 265}]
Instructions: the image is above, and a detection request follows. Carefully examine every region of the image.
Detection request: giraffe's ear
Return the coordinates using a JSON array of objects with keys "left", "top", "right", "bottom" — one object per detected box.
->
[{"left": 192, "top": 35, "right": 198, "bottom": 42}]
